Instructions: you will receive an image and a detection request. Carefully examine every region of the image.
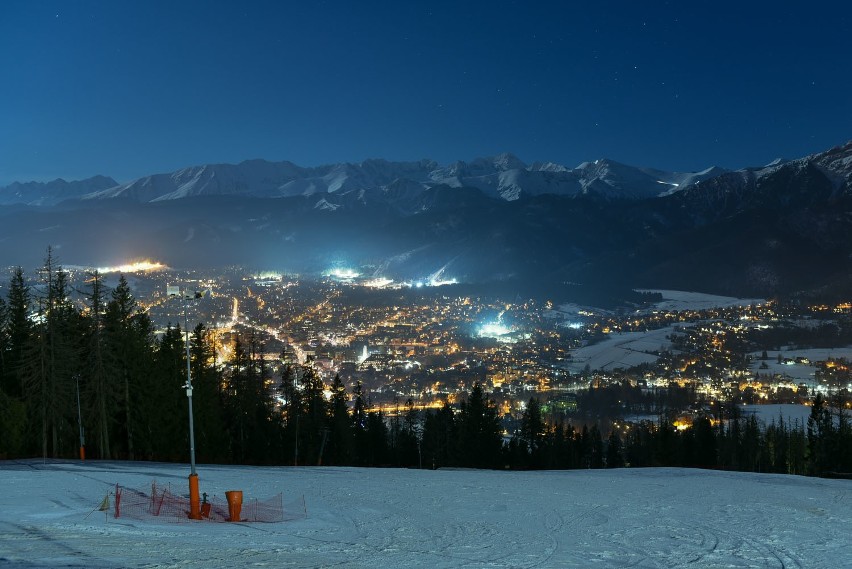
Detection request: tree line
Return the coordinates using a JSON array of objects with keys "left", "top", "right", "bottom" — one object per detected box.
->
[{"left": 1, "top": 254, "right": 849, "bottom": 478}]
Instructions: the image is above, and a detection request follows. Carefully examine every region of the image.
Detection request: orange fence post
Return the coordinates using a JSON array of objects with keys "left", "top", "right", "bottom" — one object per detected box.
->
[{"left": 225, "top": 490, "right": 243, "bottom": 522}]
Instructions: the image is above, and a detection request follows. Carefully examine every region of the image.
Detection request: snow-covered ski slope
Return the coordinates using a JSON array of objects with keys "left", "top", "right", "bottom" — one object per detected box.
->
[{"left": 0, "top": 460, "right": 849, "bottom": 568}]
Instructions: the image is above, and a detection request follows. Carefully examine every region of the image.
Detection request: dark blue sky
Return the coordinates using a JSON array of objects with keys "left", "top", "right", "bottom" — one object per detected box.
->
[{"left": 2, "top": 1, "right": 850, "bottom": 186}]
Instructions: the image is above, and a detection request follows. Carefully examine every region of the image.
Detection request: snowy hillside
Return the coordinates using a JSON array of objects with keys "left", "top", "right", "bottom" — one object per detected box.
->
[{"left": 1, "top": 459, "right": 848, "bottom": 568}]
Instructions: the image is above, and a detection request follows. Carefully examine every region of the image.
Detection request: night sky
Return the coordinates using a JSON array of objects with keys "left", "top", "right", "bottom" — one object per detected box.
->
[{"left": 2, "top": 0, "right": 850, "bottom": 186}]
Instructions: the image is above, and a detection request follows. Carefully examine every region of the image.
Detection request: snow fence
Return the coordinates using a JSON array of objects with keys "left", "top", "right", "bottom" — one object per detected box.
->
[{"left": 111, "top": 481, "right": 306, "bottom": 523}]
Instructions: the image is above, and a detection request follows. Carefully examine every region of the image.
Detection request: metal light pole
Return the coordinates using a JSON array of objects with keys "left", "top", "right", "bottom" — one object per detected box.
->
[
  {"left": 171, "top": 285, "right": 201, "bottom": 520},
  {"left": 183, "top": 292, "right": 198, "bottom": 477}
]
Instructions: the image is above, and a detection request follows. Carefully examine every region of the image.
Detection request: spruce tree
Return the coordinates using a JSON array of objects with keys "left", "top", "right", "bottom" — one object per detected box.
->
[
  {"left": 189, "top": 323, "right": 228, "bottom": 463},
  {"left": 82, "top": 270, "right": 114, "bottom": 459},
  {"left": 23, "top": 249, "right": 78, "bottom": 458},
  {"left": 518, "top": 398, "right": 545, "bottom": 468},
  {"left": 457, "top": 383, "right": 502, "bottom": 468},
  {"left": 351, "top": 380, "right": 370, "bottom": 465},
  {"left": 326, "top": 374, "right": 352, "bottom": 465},
  {"left": 421, "top": 401, "right": 454, "bottom": 469},
  {"left": 104, "top": 275, "right": 152, "bottom": 459},
  {"left": 5, "top": 267, "right": 30, "bottom": 399},
  {"left": 606, "top": 430, "right": 624, "bottom": 468}
]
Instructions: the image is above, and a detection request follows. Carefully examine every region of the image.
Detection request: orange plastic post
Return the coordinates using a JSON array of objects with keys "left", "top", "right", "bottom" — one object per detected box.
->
[
  {"left": 225, "top": 490, "right": 243, "bottom": 522},
  {"left": 188, "top": 474, "right": 201, "bottom": 520},
  {"left": 79, "top": 446, "right": 85, "bottom": 461}
]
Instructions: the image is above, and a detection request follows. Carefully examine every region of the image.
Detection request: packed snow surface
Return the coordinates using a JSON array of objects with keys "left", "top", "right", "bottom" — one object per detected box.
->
[{"left": 1, "top": 460, "right": 849, "bottom": 568}]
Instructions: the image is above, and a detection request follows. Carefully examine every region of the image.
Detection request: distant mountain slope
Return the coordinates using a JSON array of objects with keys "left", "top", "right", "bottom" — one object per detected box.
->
[
  {"left": 1, "top": 141, "right": 850, "bottom": 300},
  {"left": 0, "top": 175, "right": 118, "bottom": 206}
]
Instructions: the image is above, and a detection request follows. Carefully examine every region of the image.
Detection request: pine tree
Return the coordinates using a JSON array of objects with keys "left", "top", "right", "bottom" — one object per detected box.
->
[
  {"left": 364, "top": 410, "right": 389, "bottom": 466},
  {"left": 5, "top": 267, "right": 30, "bottom": 399},
  {"left": 279, "top": 363, "right": 302, "bottom": 465},
  {"left": 421, "top": 401, "right": 454, "bottom": 469},
  {"left": 0, "top": 296, "right": 8, "bottom": 392},
  {"left": 326, "top": 374, "right": 352, "bottom": 465},
  {"left": 23, "top": 249, "right": 78, "bottom": 458},
  {"left": 104, "top": 275, "right": 153, "bottom": 459},
  {"left": 518, "top": 397, "right": 545, "bottom": 468},
  {"left": 351, "top": 380, "right": 370, "bottom": 465},
  {"left": 297, "top": 365, "right": 328, "bottom": 465},
  {"left": 588, "top": 424, "right": 604, "bottom": 468},
  {"left": 0, "top": 292, "right": 27, "bottom": 456},
  {"left": 189, "top": 323, "right": 228, "bottom": 463},
  {"left": 82, "top": 271, "right": 114, "bottom": 459},
  {"left": 398, "top": 398, "right": 421, "bottom": 468},
  {"left": 807, "top": 393, "right": 834, "bottom": 476},
  {"left": 457, "top": 383, "right": 503, "bottom": 468},
  {"left": 149, "top": 324, "right": 189, "bottom": 461},
  {"left": 606, "top": 430, "right": 625, "bottom": 468},
  {"left": 692, "top": 416, "right": 716, "bottom": 468}
]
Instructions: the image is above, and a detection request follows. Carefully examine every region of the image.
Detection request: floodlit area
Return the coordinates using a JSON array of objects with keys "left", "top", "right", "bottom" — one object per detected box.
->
[
  {"left": 94, "top": 260, "right": 168, "bottom": 273},
  {"left": 326, "top": 268, "right": 361, "bottom": 280},
  {"left": 478, "top": 321, "right": 512, "bottom": 339},
  {"left": 1, "top": 460, "right": 848, "bottom": 568}
]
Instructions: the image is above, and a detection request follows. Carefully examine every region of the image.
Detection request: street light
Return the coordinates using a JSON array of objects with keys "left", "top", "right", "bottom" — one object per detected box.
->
[{"left": 169, "top": 284, "right": 205, "bottom": 520}]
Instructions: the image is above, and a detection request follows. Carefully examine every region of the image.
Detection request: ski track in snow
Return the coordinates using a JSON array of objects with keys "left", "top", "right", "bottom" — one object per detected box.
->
[{"left": 0, "top": 461, "right": 848, "bottom": 568}]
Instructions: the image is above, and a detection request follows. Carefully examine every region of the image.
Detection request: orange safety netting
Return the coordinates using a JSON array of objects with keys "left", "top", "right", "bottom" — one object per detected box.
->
[{"left": 112, "top": 481, "right": 306, "bottom": 523}]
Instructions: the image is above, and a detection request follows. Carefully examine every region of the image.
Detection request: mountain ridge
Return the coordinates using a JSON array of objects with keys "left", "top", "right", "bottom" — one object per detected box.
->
[
  {"left": 1, "top": 141, "right": 851, "bottom": 300},
  {"left": 0, "top": 152, "right": 738, "bottom": 207}
]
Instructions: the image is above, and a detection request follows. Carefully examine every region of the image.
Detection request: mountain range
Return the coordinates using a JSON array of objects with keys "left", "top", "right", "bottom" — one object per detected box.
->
[
  {"left": 0, "top": 152, "right": 731, "bottom": 207},
  {"left": 1, "top": 141, "right": 851, "bottom": 302}
]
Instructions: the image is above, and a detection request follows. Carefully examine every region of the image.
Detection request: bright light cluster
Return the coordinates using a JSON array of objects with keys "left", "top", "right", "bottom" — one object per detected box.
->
[
  {"left": 405, "top": 277, "right": 459, "bottom": 288},
  {"left": 327, "top": 268, "right": 360, "bottom": 280},
  {"left": 479, "top": 322, "right": 512, "bottom": 338},
  {"left": 97, "top": 260, "right": 167, "bottom": 273},
  {"left": 365, "top": 278, "right": 395, "bottom": 288}
]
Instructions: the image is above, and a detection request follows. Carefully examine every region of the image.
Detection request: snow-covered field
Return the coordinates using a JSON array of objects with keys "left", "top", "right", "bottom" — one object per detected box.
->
[
  {"left": 1, "top": 460, "right": 849, "bottom": 568},
  {"left": 750, "top": 348, "right": 852, "bottom": 385},
  {"left": 636, "top": 290, "right": 766, "bottom": 312},
  {"left": 564, "top": 326, "right": 675, "bottom": 373}
]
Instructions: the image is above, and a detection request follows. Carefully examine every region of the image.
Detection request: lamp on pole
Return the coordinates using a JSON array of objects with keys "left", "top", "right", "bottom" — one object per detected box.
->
[{"left": 169, "top": 284, "right": 202, "bottom": 520}]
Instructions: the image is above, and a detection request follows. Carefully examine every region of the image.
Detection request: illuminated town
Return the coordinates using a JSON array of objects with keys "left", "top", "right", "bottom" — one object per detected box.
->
[{"left": 23, "top": 262, "right": 850, "bottom": 431}]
